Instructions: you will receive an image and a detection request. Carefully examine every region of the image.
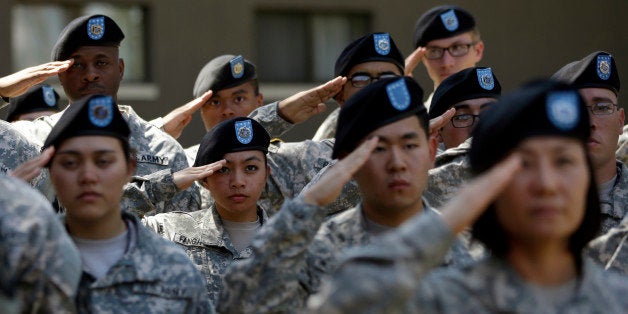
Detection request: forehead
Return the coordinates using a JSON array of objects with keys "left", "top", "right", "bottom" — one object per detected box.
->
[
  {"left": 69, "top": 45, "right": 119, "bottom": 59},
  {"left": 578, "top": 87, "right": 617, "bottom": 103},
  {"left": 453, "top": 97, "right": 497, "bottom": 109},
  {"left": 425, "top": 31, "right": 474, "bottom": 47},
  {"left": 347, "top": 61, "right": 402, "bottom": 76},
  {"left": 223, "top": 150, "right": 266, "bottom": 162},
  {"left": 516, "top": 136, "right": 584, "bottom": 154},
  {"left": 56, "top": 135, "right": 122, "bottom": 152},
  {"left": 367, "top": 115, "right": 426, "bottom": 139},
  {"left": 213, "top": 81, "right": 256, "bottom": 98}
]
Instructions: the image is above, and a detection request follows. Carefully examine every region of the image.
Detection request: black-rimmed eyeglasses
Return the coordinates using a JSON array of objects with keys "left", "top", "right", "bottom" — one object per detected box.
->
[
  {"left": 451, "top": 114, "right": 480, "bottom": 128},
  {"left": 348, "top": 73, "right": 400, "bottom": 88},
  {"left": 425, "top": 43, "right": 477, "bottom": 60}
]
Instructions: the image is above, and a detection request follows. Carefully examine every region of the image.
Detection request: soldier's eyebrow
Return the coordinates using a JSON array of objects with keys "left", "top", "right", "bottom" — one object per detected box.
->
[{"left": 375, "top": 132, "right": 419, "bottom": 144}]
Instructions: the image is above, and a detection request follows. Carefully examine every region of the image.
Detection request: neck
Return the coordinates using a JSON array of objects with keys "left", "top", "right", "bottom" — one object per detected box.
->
[
  {"left": 362, "top": 201, "right": 423, "bottom": 228},
  {"left": 507, "top": 240, "right": 577, "bottom": 286},
  {"left": 67, "top": 210, "right": 127, "bottom": 240},
  {"left": 215, "top": 205, "right": 258, "bottom": 223},
  {"left": 594, "top": 159, "right": 617, "bottom": 185}
]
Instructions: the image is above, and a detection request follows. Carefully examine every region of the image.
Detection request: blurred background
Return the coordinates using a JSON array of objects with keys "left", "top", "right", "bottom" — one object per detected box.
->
[{"left": 1, "top": 0, "right": 626, "bottom": 147}]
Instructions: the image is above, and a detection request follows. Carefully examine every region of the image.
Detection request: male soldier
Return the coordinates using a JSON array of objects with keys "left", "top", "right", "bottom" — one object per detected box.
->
[
  {"left": 0, "top": 174, "right": 81, "bottom": 313},
  {"left": 10, "top": 14, "right": 198, "bottom": 216},
  {"left": 218, "top": 77, "right": 475, "bottom": 313},
  {"left": 552, "top": 51, "right": 626, "bottom": 234},
  {"left": 143, "top": 117, "right": 271, "bottom": 304},
  {"left": 5, "top": 84, "right": 61, "bottom": 122},
  {"left": 406, "top": 5, "right": 484, "bottom": 108},
  {"left": 313, "top": 32, "right": 404, "bottom": 140}
]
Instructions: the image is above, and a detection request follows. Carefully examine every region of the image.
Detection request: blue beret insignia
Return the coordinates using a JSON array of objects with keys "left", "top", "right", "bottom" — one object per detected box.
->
[
  {"left": 386, "top": 78, "right": 411, "bottom": 111},
  {"left": 88, "top": 96, "right": 114, "bottom": 127},
  {"left": 42, "top": 85, "right": 57, "bottom": 106},
  {"left": 546, "top": 91, "right": 580, "bottom": 131},
  {"left": 440, "top": 9, "right": 459, "bottom": 32},
  {"left": 231, "top": 55, "right": 245, "bottom": 79},
  {"left": 477, "top": 68, "right": 495, "bottom": 90},
  {"left": 373, "top": 33, "right": 391, "bottom": 56},
  {"left": 596, "top": 54, "right": 611, "bottom": 80},
  {"left": 235, "top": 119, "right": 253, "bottom": 144},
  {"left": 87, "top": 16, "right": 105, "bottom": 40}
]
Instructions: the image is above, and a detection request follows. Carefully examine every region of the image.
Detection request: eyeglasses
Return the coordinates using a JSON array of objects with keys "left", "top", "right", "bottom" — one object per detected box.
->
[
  {"left": 348, "top": 73, "right": 400, "bottom": 88},
  {"left": 586, "top": 102, "right": 619, "bottom": 115},
  {"left": 451, "top": 114, "right": 480, "bottom": 128},
  {"left": 425, "top": 43, "right": 477, "bottom": 60}
]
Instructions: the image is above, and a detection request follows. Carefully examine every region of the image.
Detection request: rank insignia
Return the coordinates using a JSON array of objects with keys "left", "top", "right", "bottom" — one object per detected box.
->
[
  {"left": 440, "top": 9, "right": 459, "bottom": 32},
  {"left": 231, "top": 55, "right": 245, "bottom": 79},
  {"left": 87, "top": 16, "right": 105, "bottom": 40},
  {"left": 386, "top": 78, "right": 411, "bottom": 111},
  {"left": 546, "top": 91, "right": 579, "bottom": 131},
  {"left": 374, "top": 33, "right": 391, "bottom": 55},
  {"left": 596, "top": 54, "right": 611, "bottom": 80},
  {"left": 88, "top": 96, "right": 114, "bottom": 127},
  {"left": 477, "top": 68, "right": 495, "bottom": 90},
  {"left": 42, "top": 85, "right": 56, "bottom": 106},
  {"left": 235, "top": 119, "right": 253, "bottom": 144}
]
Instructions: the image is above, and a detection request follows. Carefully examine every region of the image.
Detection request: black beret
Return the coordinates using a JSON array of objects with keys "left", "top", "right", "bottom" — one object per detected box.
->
[
  {"left": 334, "top": 33, "right": 405, "bottom": 77},
  {"left": 333, "top": 76, "right": 426, "bottom": 159},
  {"left": 469, "top": 80, "right": 590, "bottom": 175},
  {"left": 413, "top": 5, "right": 476, "bottom": 48},
  {"left": 551, "top": 51, "right": 620, "bottom": 95},
  {"left": 193, "top": 55, "right": 257, "bottom": 98},
  {"left": 194, "top": 117, "right": 270, "bottom": 167},
  {"left": 429, "top": 67, "right": 501, "bottom": 119},
  {"left": 6, "top": 84, "right": 61, "bottom": 122},
  {"left": 51, "top": 15, "right": 125, "bottom": 61},
  {"left": 43, "top": 94, "right": 130, "bottom": 150}
]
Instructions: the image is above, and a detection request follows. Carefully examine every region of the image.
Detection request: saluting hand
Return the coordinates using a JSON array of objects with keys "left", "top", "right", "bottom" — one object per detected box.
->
[
  {"left": 173, "top": 159, "right": 227, "bottom": 191},
  {"left": 161, "top": 90, "right": 213, "bottom": 139},
  {"left": 404, "top": 47, "right": 426, "bottom": 77},
  {"left": 9, "top": 147, "right": 55, "bottom": 183},
  {"left": 302, "top": 137, "right": 378, "bottom": 207},
  {"left": 277, "top": 76, "right": 346, "bottom": 124},
  {"left": 0, "top": 60, "right": 73, "bottom": 98},
  {"left": 428, "top": 108, "right": 455, "bottom": 139}
]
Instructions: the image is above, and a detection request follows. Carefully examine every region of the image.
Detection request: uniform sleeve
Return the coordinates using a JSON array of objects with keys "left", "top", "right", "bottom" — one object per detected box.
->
[
  {"left": 586, "top": 221, "right": 628, "bottom": 275},
  {"left": 248, "top": 102, "right": 293, "bottom": 138},
  {"left": 312, "top": 107, "right": 339, "bottom": 141},
  {"left": 217, "top": 197, "right": 328, "bottom": 313},
  {"left": 617, "top": 125, "right": 628, "bottom": 164},
  {"left": 307, "top": 212, "right": 455, "bottom": 313}
]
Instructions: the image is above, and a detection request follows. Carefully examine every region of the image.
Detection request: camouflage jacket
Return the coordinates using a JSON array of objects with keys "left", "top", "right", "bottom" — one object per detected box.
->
[
  {"left": 218, "top": 198, "right": 475, "bottom": 313},
  {"left": 0, "top": 174, "right": 81, "bottom": 313},
  {"left": 587, "top": 218, "right": 628, "bottom": 275},
  {"left": 312, "top": 107, "right": 339, "bottom": 141},
  {"left": 599, "top": 161, "right": 628, "bottom": 234},
  {"left": 75, "top": 212, "right": 214, "bottom": 313},
  {"left": 617, "top": 124, "right": 627, "bottom": 164},
  {"left": 13, "top": 105, "right": 199, "bottom": 217},
  {"left": 424, "top": 138, "right": 472, "bottom": 209},
  {"left": 0, "top": 120, "right": 54, "bottom": 201},
  {"left": 142, "top": 205, "right": 268, "bottom": 304}
]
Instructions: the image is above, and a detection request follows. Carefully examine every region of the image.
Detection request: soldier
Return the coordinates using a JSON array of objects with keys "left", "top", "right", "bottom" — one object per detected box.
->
[
  {"left": 9, "top": 14, "right": 199, "bottom": 217},
  {"left": 406, "top": 5, "right": 484, "bottom": 108},
  {"left": 218, "top": 77, "right": 476, "bottom": 313},
  {"left": 37, "top": 94, "right": 213, "bottom": 313},
  {"left": 0, "top": 174, "right": 81, "bottom": 313},
  {"left": 312, "top": 32, "right": 404, "bottom": 140},
  {"left": 552, "top": 51, "right": 626, "bottom": 234},
  {"left": 143, "top": 117, "right": 271, "bottom": 304},
  {"left": 5, "top": 84, "right": 61, "bottom": 122},
  {"left": 311, "top": 80, "right": 628, "bottom": 313}
]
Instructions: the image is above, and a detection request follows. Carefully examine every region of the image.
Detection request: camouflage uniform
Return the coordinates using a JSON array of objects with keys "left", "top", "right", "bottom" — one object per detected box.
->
[
  {"left": 218, "top": 197, "right": 475, "bottom": 313},
  {"left": 13, "top": 105, "right": 200, "bottom": 217},
  {"left": 587, "top": 218, "right": 628, "bottom": 275},
  {"left": 424, "top": 138, "right": 472, "bottom": 209},
  {"left": 616, "top": 124, "right": 627, "bottom": 164},
  {"left": 0, "top": 174, "right": 81, "bottom": 313},
  {"left": 599, "top": 161, "right": 628, "bottom": 234},
  {"left": 75, "top": 212, "right": 214, "bottom": 313},
  {"left": 0, "top": 120, "right": 55, "bottom": 201},
  {"left": 312, "top": 107, "right": 339, "bottom": 141},
  {"left": 142, "top": 205, "right": 268, "bottom": 305}
]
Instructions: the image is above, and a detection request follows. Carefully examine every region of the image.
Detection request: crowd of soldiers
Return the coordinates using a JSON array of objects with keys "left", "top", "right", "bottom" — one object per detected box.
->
[{"left": 0, "top": 4, "right": 627, "bottom": 313}]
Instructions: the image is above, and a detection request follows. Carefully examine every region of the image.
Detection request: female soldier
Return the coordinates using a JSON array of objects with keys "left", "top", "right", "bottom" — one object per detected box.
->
[
  {"left": 40, "top": 95, "right": 213, "bottom": 313},
  {"left": 308, "top": 80, "right": 628, "bottom": 312}
]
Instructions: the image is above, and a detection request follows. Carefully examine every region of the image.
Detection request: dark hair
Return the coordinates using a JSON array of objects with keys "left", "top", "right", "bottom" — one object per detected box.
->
[{"left": 471, "top": 147, "right": 601, "bottom": 273}]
